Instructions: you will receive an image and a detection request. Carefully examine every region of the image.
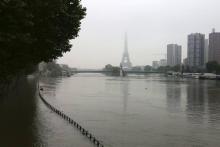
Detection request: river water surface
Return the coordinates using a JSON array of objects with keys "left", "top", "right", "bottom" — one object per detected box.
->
[{"left": 1, "top": 74, "right": 220, "bottom": 147}]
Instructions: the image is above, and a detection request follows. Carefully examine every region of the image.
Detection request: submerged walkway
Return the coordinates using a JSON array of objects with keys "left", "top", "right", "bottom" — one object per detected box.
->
[{"left": 38, "top": 83, "right": 105, "bottom": 147}]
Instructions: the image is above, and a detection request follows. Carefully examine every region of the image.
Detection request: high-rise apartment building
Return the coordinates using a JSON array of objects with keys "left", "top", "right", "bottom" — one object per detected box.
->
[
  {"left": 183, "top": 58, "right": 188, "bottom": 66},
  {"left": 187, "top": 33, "right": 205, "bottom": 68},
  {"left": 152, "top": 61, "right": 159, "bottom": 69},
  {"left": 209, "top": 29, "right": 220, "bottom": 64},
  {"left": 204, "top": 39, "right": 209, "bottom": 64},
  {"left": 159, "top": 59, "right": 167, "bottom": 67},
  {"left": 167, "top": 44, "right": 182, "bottom": 67}
]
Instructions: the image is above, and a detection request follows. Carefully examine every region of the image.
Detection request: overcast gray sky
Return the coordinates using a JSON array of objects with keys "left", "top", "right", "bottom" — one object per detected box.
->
[{"left": 58, "top": 0, "right": 220, "bottom": 69}]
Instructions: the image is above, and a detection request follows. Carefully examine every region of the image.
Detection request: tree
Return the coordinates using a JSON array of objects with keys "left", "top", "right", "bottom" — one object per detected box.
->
[
  {"left": 0, "top": 0, "right": 86, "bottom": 82},
  {"left": 111, "top": 67, "right": 120, "bottom": 76},
  {"left": 46, "top": 61, "right": 63, "bottom": 77},
  {"left": 206, "top": 61, "right": 220, "bottom": 74},
  {"left": 157, "top": 66, "right": 167, "bottom": 73},
  {"left": 144, "top": 65, "right": 152, "bottom": 71},
  {"left": 104, "top": 64, "right": 113, "bottom": 71},
  {"left": 132, "top": 66, "right": 142, "bottom": 71},
  {"left": 103, "top": 64, "right": 120, "bottom": 76}
]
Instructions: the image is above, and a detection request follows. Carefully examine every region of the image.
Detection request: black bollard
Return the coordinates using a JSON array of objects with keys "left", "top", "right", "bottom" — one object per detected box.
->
[
  {"left": 96, "top": 140, "right": 99, "bottom": 146},
  {"left": 93, "top": 138, "right": 96, "bottom": 144},
  {"left": 85, "top": 131, "right": 88, "bottom": 136},
  {"left": 89, "top": 134, "right": 92, "bottom": 139},
  {"left": 38, "top": 90, "right": 105, "bottom": 147}
]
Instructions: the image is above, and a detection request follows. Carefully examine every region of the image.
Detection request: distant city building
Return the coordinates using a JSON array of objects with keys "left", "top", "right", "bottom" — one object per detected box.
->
[
  {"left": 121, "top": 34, "right": 132, "bottom": 70},
  {"left": 187, "top": 33, "right": 205, "bottom": 68},
  {"left": 152, "top": 61, "right": 159, "bottom": 69},
  {"left": 209, "top": 29, "right": 220, "bottom": 64},
  {"left": 183, "top": 58, "right": 188, "bottom": 66},
  {"left": 159, "top": 59, "right": 167, "bottom": 67},
  {"left": 167, "top": 44, "right": 182, "bottom": 67},
  {"left": 204, "top": 39, "right": 209, "bottom": 64}
]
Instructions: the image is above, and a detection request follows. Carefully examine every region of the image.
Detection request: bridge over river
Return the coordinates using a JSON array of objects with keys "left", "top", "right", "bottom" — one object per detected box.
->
[{"left": 72, "top": 70, "right": 161, "bottom": 74}]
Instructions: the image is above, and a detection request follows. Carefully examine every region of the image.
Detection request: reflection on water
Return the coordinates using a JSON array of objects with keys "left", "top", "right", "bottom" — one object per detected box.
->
[
  {"left": 1, "top": 74, "right": 220, "bottom": 147},
  {"left": 186, "top": 80, "right": 207, "bottom": 124},
  {"left": 207, "top": 81, "right": 220, "bottom": 125},
  {"left": 166, "top": 80, "right": 182, "bottom": 113},
  {"left": 120, "top": 78, "right": 130, "bottom": 114}
]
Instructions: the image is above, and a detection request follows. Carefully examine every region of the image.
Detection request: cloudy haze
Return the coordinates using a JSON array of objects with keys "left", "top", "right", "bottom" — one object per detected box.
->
[{"left": 58, "top": 0, "right": 220, "bottom": 69}]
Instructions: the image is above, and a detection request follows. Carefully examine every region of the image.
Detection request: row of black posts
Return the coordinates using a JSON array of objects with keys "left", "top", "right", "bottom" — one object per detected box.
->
[{"left": 38, "top": 84, "right": 104, "bottom": 147}]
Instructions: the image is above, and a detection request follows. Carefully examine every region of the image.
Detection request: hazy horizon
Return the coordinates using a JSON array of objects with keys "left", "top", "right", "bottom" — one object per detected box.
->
[{"left": 58, "top": 0, "right": 220, "bottom": 69}]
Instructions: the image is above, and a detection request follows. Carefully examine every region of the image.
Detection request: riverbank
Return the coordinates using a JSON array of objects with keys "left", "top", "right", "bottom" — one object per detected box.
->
[
  {"left": 0, "top": 75, "right": 93, "bottom": 147},
  {"left": 167, "top": 72, "right": 220, "bottom": 80}
]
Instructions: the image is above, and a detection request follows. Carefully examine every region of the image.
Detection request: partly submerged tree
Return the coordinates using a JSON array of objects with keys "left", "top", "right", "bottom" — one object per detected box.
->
[{"left": 0, "top": 0, "right": 86, "bottom": 82}]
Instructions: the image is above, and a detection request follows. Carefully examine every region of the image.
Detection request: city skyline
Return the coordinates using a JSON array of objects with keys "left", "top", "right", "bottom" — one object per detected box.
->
[
  {"left": 58, "top": 0, "right": 220, "bottom": 68},
  {"left": 59, "top": 29, "right": 217, "bottom": 69}
]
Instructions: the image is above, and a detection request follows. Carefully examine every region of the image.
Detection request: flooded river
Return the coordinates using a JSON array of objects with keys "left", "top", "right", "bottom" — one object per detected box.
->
[{"left": 1, "top": 74, "right": 220, "bottom": 147}]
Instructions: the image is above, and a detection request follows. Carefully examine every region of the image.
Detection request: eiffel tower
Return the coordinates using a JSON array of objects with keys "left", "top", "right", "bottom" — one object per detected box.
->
[{"left": 120, "top": 34, "right": 132, "bottom": 70}]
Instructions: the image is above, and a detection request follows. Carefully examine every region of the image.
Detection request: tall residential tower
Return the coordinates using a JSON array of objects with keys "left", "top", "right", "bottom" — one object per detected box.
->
[
  {"left": 187, "top": 33, "right": 205, "bottom": 68},
  {"left": 167, "top": 44, "right": 182, "bottom": 67},
  {"left": 209, "top": 29, "right": 220, "bottom": 64}
]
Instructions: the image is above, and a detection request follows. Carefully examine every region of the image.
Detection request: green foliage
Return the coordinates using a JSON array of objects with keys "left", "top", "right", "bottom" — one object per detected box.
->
[
  {"left": 153, "top": 65, "right": 182, "bottom": 73},
  {"left": 0, "top": 0, "right": 86, "bottom": 81},
  {"left": 104, "top": 64, "right": 120, "bottom": 76},
  {"left": 144, "top": 65, "right": 152, "bottom": 71},
  {"left": 39, "top": 61, "right": 73, "bottom": 77},
  {"left": 172, "top": 65, "right": 181, "bottom": 72},
  {"left": 157, "top": 66, "right": 169, "bottom": 72},
  {"left": 45, "top": 62, "right": 62, "bottom": 77},
  {"left": 132, "top": 66, "right": 142, "bottom": 71},
  {"left": 111, "top": 67, "right": 120, "bottom": 76},
  {"left": 206, "top": 61, "right": 220, "bottom": 74},
  {"left": 104, "top": 64, "right": 113, "bottom": 71}
]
